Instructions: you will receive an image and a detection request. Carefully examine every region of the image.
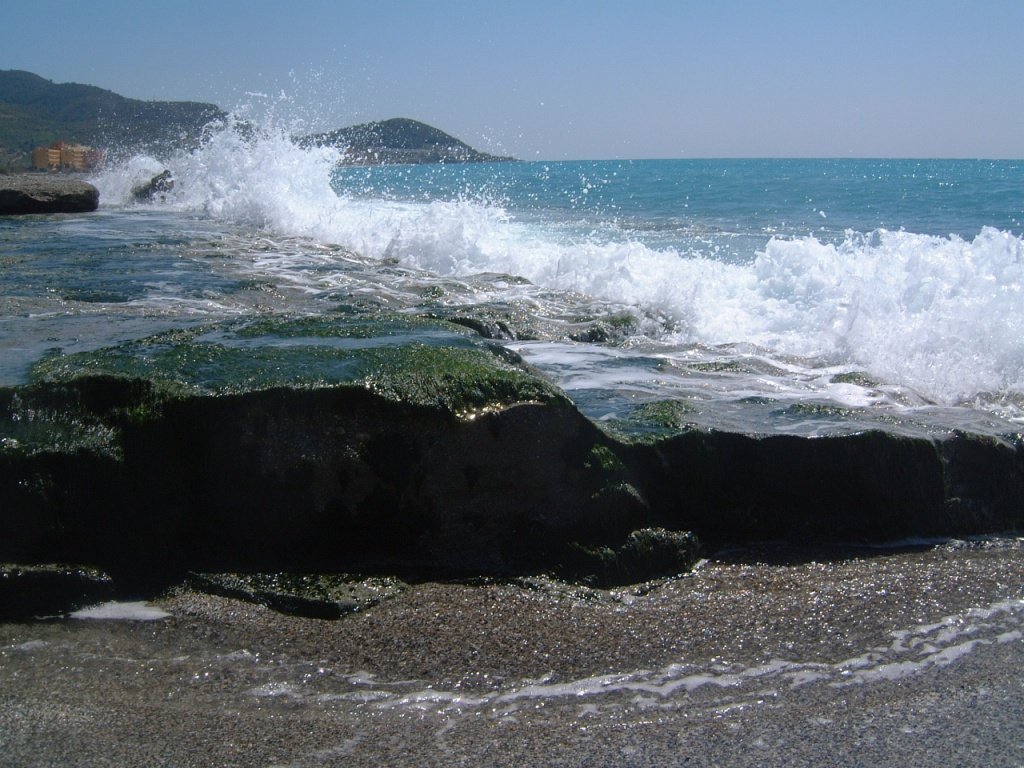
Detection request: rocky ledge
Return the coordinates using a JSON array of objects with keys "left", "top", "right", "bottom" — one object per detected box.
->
[
  {"left": 0, "top": 174, "right": 99, "bottom": 214},
  {"left": 1, "top": 315, "right": 1021, "bottom": 615}
]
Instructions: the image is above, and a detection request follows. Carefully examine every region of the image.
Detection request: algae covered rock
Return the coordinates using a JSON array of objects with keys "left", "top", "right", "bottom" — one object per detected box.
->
[
  {"left": 25, "top": 317, "right": 563, "bottom": 412},
  {"left": 562, "top": 528, "right": 701, "bottom": 587},
  {"left": 3, "top": 310, "right": 1023, "bottom": 597},
  {"left": 131, "top": 170, "right": 173, "bottom": 202},
  {"left": 0, "top": 318, "right": 659, "bottom": 583}
]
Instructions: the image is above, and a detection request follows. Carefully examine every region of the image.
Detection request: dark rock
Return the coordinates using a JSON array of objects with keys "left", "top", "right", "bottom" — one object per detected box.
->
[
  {"left": 0, "top": 174, "right": 99, "bottom": 214},
  {"left": 444, "top": 315, "right": 517, "bottom": 340},
  {"left": 428, "top": 306, "right": 541, "bottom": 341},
  {"left": 625, "top": 428, "right": 1024, "bottom": 544},
  {"left": 562, "top": 528, "right": 701, "bottom": 587},
  {"left": 187, "top": 572, "right": 407, "bottom": 619},
  {"left": 0, "top": 336, "right": 631, "bottom": 581},
  {"left": 131, "top": 170, "right": 173, "bottom": 202},
  {"left": 1, "top": 326, "right": 1023, "bottom": 597},
  {"left": 0, "top": 563, "right": 114, "bottom": 619},
  {"left": 569, "top": 323, "right": 612, "bottom": 343}
]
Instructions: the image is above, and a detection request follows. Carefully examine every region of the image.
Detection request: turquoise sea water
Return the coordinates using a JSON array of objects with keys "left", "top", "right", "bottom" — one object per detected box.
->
[
  {"left": 336, "top": 158, "right": 1023, "bottom": 243},
  {"left": 2, "top": 123, "right": 1023, "bottom": 435}
]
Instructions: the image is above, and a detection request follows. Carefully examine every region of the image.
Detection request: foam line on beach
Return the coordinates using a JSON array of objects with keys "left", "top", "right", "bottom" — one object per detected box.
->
[
  {"left": 356, "top": 596, "right": 1024, "bottom": 715},
  {"left": 69, "top": 601, "right": 172, "bottom": 621}
]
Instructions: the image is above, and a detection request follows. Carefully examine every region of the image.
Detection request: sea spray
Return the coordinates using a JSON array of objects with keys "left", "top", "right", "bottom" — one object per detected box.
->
[
  {"left": 89, "top": 120, "right": 1024, "bottom": 413},
  {"left": 745, "top": 228, "right": 1024, "bottom": 406}
]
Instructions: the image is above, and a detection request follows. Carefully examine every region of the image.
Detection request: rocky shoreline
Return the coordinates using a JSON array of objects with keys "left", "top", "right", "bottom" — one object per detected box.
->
[
  {"left": 0, "top": 173, "right": 99, "bottom": 214},
  {"left": 2, "top": 313, "right": 1022, "bottom": 615},
  {"left": 2, "top": 198, "right": 1023, "bottom": 765}
]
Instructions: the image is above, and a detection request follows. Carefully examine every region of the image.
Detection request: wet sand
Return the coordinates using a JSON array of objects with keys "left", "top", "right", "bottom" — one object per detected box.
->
[{"left": 2, "top": 537, "right": 1022, "bottom": 767}]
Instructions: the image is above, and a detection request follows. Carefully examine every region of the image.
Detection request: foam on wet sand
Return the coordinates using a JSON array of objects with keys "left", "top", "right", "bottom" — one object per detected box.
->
[
  {"left": 69, "top": 601, "right": 172, "bottom": 621},
  {"left": 1, "top": 537, "right": 1022, "bottom": 767}
]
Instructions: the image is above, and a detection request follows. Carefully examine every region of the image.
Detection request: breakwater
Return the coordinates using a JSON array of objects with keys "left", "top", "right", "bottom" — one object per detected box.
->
[{"left": 3, "top": 320, "right": 1021, "bottom": 608}]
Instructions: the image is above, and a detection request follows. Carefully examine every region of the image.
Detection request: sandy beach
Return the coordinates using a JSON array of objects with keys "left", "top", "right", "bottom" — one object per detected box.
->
[{"left": 2, "top": 537, "right": 1022, "bottom": 767}]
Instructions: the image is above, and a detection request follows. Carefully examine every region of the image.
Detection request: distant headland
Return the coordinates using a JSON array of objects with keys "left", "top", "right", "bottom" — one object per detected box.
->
[
  {"left": 0, "top": 70, "right": 513, "bottom": 170},
  {"left": 301, "top": 117, "right": 514, "bottom": 165}
]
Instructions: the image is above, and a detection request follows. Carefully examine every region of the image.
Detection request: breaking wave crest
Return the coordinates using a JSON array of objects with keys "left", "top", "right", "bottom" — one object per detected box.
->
[{"left": 91, "top": 120, "right": 1024, "bottom": 409}]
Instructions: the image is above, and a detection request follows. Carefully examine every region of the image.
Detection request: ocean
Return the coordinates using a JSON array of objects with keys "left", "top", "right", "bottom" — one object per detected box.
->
[{"left": 3, "top": 121, "right": 1023, "bottom": 438}]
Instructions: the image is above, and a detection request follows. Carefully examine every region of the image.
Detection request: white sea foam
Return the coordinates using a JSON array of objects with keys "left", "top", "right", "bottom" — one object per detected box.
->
[
  {"left": 249, "top": 682, "right": 303, "bottom": 699},
  {"left": 181, "top": 591, "right": 1023, "bottom": 719},
  {"left": 69, "top": 601, "right": 172, "bottom": 621},
  {"left": 8, "top": 639, "right": 48, "bottom": 652},
  {"left": 366, "top": 596, "right": 1024, "bottom": 714},
  {"left": 91, "top": 122, "right": 1024, "bottom": 410}
]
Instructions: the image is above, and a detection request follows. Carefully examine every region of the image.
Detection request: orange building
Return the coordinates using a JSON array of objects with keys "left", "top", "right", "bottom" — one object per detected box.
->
[{"left": 31, "top": 141, "right": 104, "bottom": 171}]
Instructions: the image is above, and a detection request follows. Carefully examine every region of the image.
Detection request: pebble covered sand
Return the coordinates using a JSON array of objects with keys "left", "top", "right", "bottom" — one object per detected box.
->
[{"left": 2, "top": 538, "right": 1023, "bottom": 766}]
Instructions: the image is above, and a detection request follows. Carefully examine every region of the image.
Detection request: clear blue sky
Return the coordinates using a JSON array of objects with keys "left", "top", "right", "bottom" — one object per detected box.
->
[{"left": 3, "top": 0, "right": 1023, "bottom": 159}]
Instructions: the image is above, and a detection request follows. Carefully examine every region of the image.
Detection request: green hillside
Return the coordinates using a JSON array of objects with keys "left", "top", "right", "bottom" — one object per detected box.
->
[
  {"left": 0, "top": 70, "right": 225, "bottom": 168},
  {"left": 303, "top": 117, "right": 514, "bottom": 165},
  {"left": 0, "top": 71, "right": 512, "bottom": 170}
]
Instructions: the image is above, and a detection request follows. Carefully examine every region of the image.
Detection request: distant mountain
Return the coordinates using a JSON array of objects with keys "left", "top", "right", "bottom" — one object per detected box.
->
[
  {"left": 0, "top": 71, "right": 512, "bottom": 170},
  {"left": 302, "top": 117, "right": 514, "bottom": 165},
  {"left": 0, "top": 70, "right": 225, "bottom": 166}
]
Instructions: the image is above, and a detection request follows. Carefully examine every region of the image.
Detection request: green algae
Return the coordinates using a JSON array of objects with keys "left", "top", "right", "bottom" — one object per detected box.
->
[
  {"left": 634, "top": 399, "right": 696, "bottom": 427},
  {"left": 25, "top": 318, "right": 566, "bottom": 418},
  {"left": 830, "top": 371, "right": 883, "bottom": 387},
  {"left": 777, "top": 401, "right": 856, "bottom": 419},
  {"left": 0, "top": 385, "right": 121, "bottom": 457},
  {"left": 595, "top": 399, "right": 700, "bottom": 442},
  {"left": 563, "top": 528, "right": 701, "bottom": 587},
  {"left": 233, "top": 313, "right": 475, "bottom": 341},
  {"left": 30, "top": 340, "right": 359, "bottom": 397},
  {"left": 585, "top": 444, "right": 626, "bottom": 476},
  {"left": 28, "top": 321, "right": 362, "bottom": 396},
  {"left": 686, "top": 361, "right": 746, "bottom": 373},
  {"left": 360, "top": 344, "right": 566, "bottom": 415}
]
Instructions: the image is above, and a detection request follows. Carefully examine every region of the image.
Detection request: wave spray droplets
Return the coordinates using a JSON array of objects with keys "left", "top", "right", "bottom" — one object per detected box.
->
[{"left": 93, "top": 120, "right": 1024, "bottom": 419}]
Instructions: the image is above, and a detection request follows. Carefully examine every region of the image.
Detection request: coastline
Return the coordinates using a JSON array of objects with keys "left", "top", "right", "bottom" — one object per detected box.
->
[
  {"left": 2, "top": 152, "right": 1024, "bottom": 765},
  {"left": 2, "top": 537, "right": 1022, "bottom": 766}
]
